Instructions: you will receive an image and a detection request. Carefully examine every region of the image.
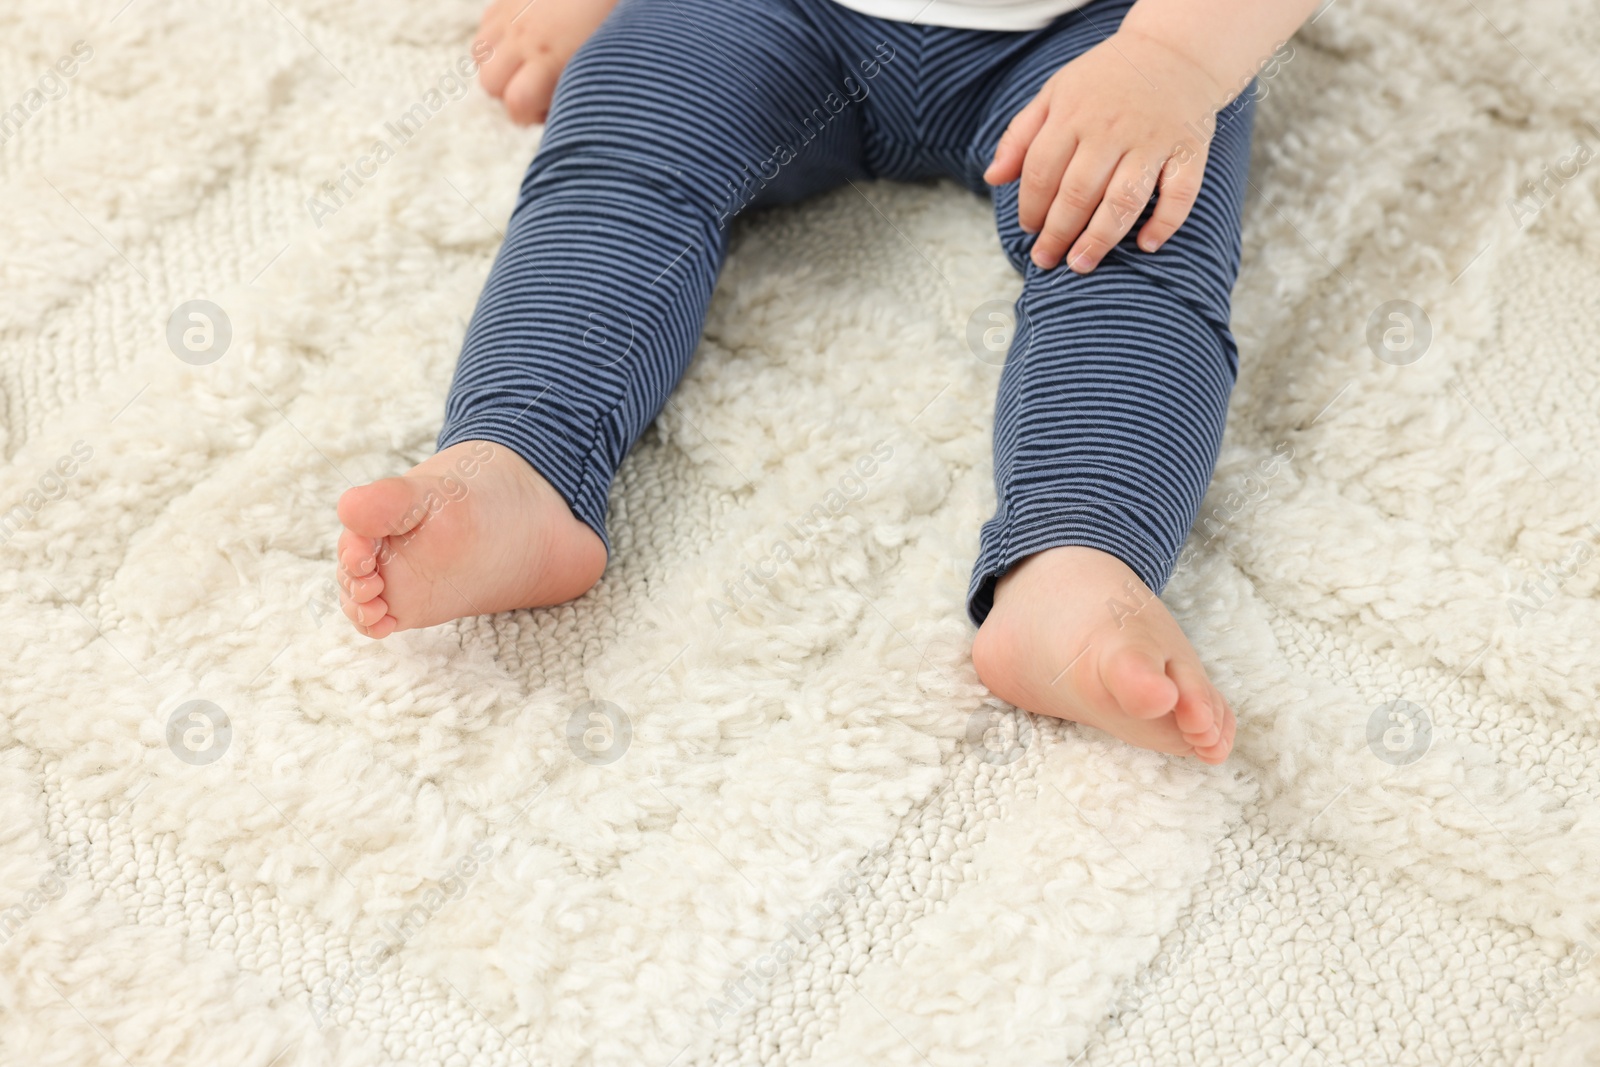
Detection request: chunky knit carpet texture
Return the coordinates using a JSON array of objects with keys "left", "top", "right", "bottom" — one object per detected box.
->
[{"left": 4, "top": 0, "right": 1600, "bottom": 1064}]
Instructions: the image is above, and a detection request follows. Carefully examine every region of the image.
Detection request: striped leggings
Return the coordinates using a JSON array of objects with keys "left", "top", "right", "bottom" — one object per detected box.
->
[{"left": 437, "top": 0, "right": 1257, "bottom": 624}]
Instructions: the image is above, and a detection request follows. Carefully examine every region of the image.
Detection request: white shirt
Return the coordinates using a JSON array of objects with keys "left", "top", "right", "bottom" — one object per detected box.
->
[{"left": 829, "top": 0, "right": 1091, "bottom": 31}]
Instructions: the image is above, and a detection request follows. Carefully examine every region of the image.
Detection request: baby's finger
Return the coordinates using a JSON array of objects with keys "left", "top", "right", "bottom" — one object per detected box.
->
[
  {"left": 1065, "top": 153, "right": 1162, "bottom": 274},
  {"left": 1029, "top": 148, "right": 1117, "bottom": 270},
  {"left": 984, "top": 93, "right": 1049, "bottom": 187},
  {"left": 1015, "top": 121, "right": 1077, "bottom": 235},
  {"left": 1136, "top": 145, "right": 1208, "bottom": 254},
  {"left": 503, "top": 60, "right": 558, "bottom": 125}
]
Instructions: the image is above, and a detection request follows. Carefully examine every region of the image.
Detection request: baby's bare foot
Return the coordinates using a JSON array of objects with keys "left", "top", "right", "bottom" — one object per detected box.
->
[
  {"left": 972, "top": 546, "right": 1235, "bottom": 763},
  {"left": 334, "top": 441, "right": 606, "bottom": 638}
]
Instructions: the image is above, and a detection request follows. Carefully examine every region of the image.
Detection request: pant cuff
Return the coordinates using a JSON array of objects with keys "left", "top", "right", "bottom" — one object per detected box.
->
[{"left": 966, "top": 502, "right": 1178, "bottom": 626}]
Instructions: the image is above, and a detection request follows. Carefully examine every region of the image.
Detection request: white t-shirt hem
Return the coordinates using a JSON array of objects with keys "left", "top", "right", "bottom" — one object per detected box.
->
[{"left": 827, "top": 0, "right": 1089, "bottom": 32}]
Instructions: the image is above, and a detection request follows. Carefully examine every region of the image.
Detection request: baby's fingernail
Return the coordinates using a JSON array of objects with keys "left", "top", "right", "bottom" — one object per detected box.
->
[
  {"left": 1139, "top": 236, "right": 1162, "bottom": 253},
  {"left": 1069, "top": 249, "right": 1097, "bottom": 272}
]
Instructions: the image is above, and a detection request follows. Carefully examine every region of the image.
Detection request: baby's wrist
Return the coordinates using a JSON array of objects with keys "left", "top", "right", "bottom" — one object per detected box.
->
[{"left": 1111, "top": 22, "right": 1233, "bottom": 101}]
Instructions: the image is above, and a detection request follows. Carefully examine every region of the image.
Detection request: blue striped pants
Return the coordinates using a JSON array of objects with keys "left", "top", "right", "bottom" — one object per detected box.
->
[{"left": 437, "top": 0, "right": 1257, "bottom": 624}]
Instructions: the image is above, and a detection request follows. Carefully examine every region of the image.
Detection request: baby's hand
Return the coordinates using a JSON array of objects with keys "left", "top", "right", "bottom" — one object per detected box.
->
[
  {"left": 984, "top": 30, "right": 1230, "bottom": 273},
  {"left": 476, "top": 0, "right": 619, "bottom": 125}
]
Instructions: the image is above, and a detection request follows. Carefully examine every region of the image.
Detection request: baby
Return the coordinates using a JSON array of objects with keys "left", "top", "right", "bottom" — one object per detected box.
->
[{"left": 334, "top": 0, "right": 1320, "bottom": 764}]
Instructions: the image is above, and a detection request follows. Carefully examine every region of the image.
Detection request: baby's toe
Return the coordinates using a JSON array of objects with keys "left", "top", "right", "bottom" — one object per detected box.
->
[
  {"left": 478, "top": 49, "right": 521, "bottom": 99},
  {"left": 1193, "top": 726, "right": 1232, "bottom": 763},
  {"left": 1214, "top": 694, "right": 1238, "bottom": 750},
  {"left": 361, "top": 614, "right": 399, "bottom": 640},
  {"left": 1170, "top": 660, "right": 1218, "bottom": 738},
  {"left": 503, "top": 61, "right": 556, "bottom": 124},
  {"left": 1099, "top": 640, "right": 1179, "bottom": 719},
  {"left": 338, "top": 529, "right": 380, "bottom": 578},
  {"left": 341, "top": 568, "right": 384, "bottom": 604},
  {"left": 1190, "top": 688, "right": 1235, "bottom": 763},
  {"left": 342, "top": 590, "right": 390, "bottom": 629}
]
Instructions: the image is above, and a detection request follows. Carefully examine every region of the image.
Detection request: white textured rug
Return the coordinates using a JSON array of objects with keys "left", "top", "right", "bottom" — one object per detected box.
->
[{"left": 4, "top": 1, "right": 1600, "bottom": 1064}]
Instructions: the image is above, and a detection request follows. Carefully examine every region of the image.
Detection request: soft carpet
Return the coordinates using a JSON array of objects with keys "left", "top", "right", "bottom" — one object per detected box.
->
[{"left": 3, "top": 0, "right": 1600, "bottom": 1064}]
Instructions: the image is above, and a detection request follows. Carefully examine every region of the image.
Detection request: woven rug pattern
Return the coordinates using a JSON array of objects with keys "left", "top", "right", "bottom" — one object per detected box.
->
[{"left": 3, "top": 1, "right": 1600, "bottom": 1064}]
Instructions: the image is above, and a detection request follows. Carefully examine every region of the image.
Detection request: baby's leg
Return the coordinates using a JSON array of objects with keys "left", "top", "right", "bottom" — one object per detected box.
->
[
  {"left": 337, "top": 0, "right": 868, "bottom": 637},
  {"left": 967, "top": 44, "right": 1258, "bottom": 761}
]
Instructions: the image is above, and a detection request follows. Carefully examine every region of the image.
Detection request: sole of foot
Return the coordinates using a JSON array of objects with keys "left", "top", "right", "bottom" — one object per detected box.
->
[
  {"left": 334, "top": 441, "right": 607, "bottom": 638},
  {"left": 971, "top": 545, "right": 1235, "bottom": 763}
]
